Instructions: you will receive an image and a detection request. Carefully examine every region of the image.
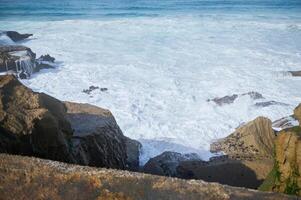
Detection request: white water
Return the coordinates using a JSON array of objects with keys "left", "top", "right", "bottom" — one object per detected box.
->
[{"left": 1, "top": 15, "right": 301, "bottom": 164}]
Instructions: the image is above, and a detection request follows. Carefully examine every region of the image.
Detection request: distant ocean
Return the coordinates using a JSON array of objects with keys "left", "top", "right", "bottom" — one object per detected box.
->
[{"left": 1, "top": 0, "right": 301, "bottom": 164}]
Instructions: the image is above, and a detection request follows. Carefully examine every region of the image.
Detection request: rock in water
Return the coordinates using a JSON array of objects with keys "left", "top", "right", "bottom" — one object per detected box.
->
[
  {"left": 294, "top": 103, "right": 301, "bottom": 124},
  {"left": 0, "top": 45, "right": 36, "bottom": 78},
  {"left": 4, "top": 31, "right": 33, "bottom": 42},
  {"left": 0, "top": 154, "right": 295, "bottom": 200}
]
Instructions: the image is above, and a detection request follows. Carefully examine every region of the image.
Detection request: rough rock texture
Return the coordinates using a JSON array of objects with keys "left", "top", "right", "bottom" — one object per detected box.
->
[
  {"left": 289, "top": 71, "right": 301, "bottom": 77},
  {"left": 143, "top": 151, "right": 200, "bottom": 176},
  {"left": 208, "top": 92, "right": 263, "bottom": 106},
  {"left": 211, "top": 117, "right": 275, "bottom": 160},
  {"left": 0, "top": 75, "right": 74, "bottom": 162},
  {"left": 175, "top": 117, "right": 276, "bottom": 189},
  {"left": 272, "top": 116, "right": 299, "bottom": 131},
  {"left": 254, "top": 101, "right": 289, "bottom": 108},
  {"left": 125, "top": 137, "right": 141, "bottom": 171},
  {"left": 4, "top": 31, "right": 33, "bottom": 42},
  {"left": 294, "top": 103, "right": 301, "bottom": 124},
  {"left": 0, "top": 154, "right": 296, "bottom": 200},
  {"left": 0, "top": 75, "right": 141, "bottom": 170},
  {"left": 0, "top": 45, "right": 37, "bottom": 78},
  {"left": 259, "top": 127, "right": 301, "bottom": 196}
]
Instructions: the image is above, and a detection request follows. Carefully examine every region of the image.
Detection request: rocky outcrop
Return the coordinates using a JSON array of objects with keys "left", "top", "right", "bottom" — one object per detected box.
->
[
  {"left": 0, "top": 75, "right": 141, "bottom": 170},
  {"left": 294, "top": 103, "right": 301, "bottom": 124},
  {"left": 208, "top": 92, "right": 263, "bottom": 106},
  {"left": 0, "top": 75, "right": 74, "bottom": 162},
  {"left": 65, "top": 101, "right": 141, "bottom": 170},
  {"left": 2, "top": 31, "right": 33, "bottom": 42},
  {"left": 175, "top": 117, "right": 276, "bottom": 189},
  {"left": 289, "top": 71, "right": 301, "bottom": 77},
  {"left": 259, "top": 126, "right": 301, "bottom": 196},
  {"left": 0, "top": 154, "right": 296, "bottom": 200},
  {"left": 272, "top": 116, "right": 299, "bottom": 131},
  {"left": 143, "top": 151, "right": 200, "bottom": 176},
  {"left": 211, "top": 117, "right": 275, "bottom": 160}
]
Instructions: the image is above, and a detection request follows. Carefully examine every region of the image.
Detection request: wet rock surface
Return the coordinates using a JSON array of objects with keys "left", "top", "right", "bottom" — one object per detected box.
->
[
  {"left": 82, "top": 86, "right": 108, "bottom": 95},
  {"left": 0, "top": 154, "right": 296, "bottom": 200},
  {"left": 3, "top": 31, "right": 33, "bottom": 42},
  {"left": 254, "top": 101, "right": 289, "bottom": 108}
]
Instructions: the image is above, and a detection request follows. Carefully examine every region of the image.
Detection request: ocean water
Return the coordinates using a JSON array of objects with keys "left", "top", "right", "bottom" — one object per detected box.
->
[{"left": 1, "top": 0, "right": 301, "bottom": 164}]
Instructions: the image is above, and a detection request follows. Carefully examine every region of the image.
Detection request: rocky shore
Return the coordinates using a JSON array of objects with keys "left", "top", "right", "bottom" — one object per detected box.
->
[{"left": 0, "top": 30, "right": 300, "bottom": 199}]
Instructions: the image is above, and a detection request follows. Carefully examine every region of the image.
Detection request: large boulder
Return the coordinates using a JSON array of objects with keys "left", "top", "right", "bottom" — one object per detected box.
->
[
  {"left": 211, "top": 117, "right": 276, "bottom": 160},
  {"left": 0, "top": 75, "right": 141, "bottom": 170},
  {"left": 0, "top": 75, "right": 74, "bottom": 162},
  {"left": 176, "top": 117, "right": 276, "bottom": 189},
  {"left": 143, "top": 151, "right": 200, "bottom": 176},
  {"left": 259, "top": 126, "right": 301, "bottom": 196},
  {"left": 65, "top": 101, "right": 141, "bottom": 170},
  {"left": 0, "top": 154, "right": 295, "bottom": 200}
]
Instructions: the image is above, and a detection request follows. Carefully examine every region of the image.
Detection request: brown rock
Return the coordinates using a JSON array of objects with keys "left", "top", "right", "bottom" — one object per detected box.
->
[
  {"left": 0, "top": 153, "right": 296, "bottom": 200},
  {"left": 294, "top": 104, "right": 301, "bottom": 125}
]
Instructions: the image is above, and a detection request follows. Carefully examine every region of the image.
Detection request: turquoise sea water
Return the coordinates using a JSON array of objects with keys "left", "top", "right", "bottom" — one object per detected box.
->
[{"left": 1, "top": 0, "right": 301, "bottom": 20}]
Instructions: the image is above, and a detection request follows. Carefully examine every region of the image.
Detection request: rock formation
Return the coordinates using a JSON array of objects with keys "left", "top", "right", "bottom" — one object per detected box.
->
[
  {"left": 0, "top": 75, "right": 140, "bottom": 170},
  {"left": 0, "top": 154, "right": 296, "bottom": 200},
  {"left": 259, "top": 126, "right": 301, "bottom": 196},
  {"left": 143, "top": 151, "right": 200, "bottom": 176},
  {"left": 174, "top": 117, "right": 275, "bottom": 189},
  {"left": 3, "top": 31, "right": 33, "bottom": 42}
]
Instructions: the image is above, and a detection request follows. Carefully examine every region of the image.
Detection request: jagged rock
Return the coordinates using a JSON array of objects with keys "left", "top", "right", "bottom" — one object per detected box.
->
[
  {"left": 0, "top": 75, "right": 74, "bottom": 162},
  {"left": 0, "top": 75, "right": 141, "bottom": 170},
  {"left": 294, "top": 103, "right": 301, "bottom": 124},
  {"left": 4, "top": 31, "right": 33, "bottom": 42},
  {"left": 0, "top": 154, "right": 295, "bottom": 200},
  {"left": 242, "top": 91, "right": 264, "bottom": 100},
  {"left": 211, "top": 117, "right": 275, "bottom": 160},
  {"left": 0, "top": 45, "right": 36, "bottom": 78},
  {"left": 254, "top": 101, "right": 289, "bottom": 108},
  {"left": 208, "top": 91, "right": 264, "bottom": 106},
  {"left": 208, "top": 94, "right": 238, "bottom": 106},
  {"left": 143, "top": 151, "right": 200, "bottom": 176},
  {"left": 37, "top": 54, "right": 55, "bottom": 63},
  {"left": 289, "top": 71, "right": 301, "bottom": 77},
  {"left": 272, "top": 116, "right": 299, "bottom": 131},
  {"left": 177, "top": 117, "right": 276, "bottom": 189},
  {"left": 125, "top": 137, "right": 142, "bottom": 171},
  {"left": 259, "top": 127, "right": 301, "bottom": 196}
]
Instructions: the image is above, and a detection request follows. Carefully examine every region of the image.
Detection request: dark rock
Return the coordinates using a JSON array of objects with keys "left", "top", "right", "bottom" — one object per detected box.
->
[
  {"left": 254, "top": 101, "right": 289, "bottom": 108},
  {"left": 242, "top": 91, "right": 264, "bottom": 100},
  {"left": 0, "top": 75, "right": 141, "bottom": 170},
  {"left": 82, "top": 85, "right": 100, "bottom": 95},
  {"left": 177, "top": 159, "right": 274, "bottom": 189},
  {"left": 143, "top": 151, "right": 200, "bottom": 176},
  {"left": 65, "top": 101, "right": 141, "bottom": 170},
  {"left": 272, "top": 116, "right": 298, "bottom": 131},
  {"left": 208, "top": 94, "right": 238, "bottom": 106},
  {"left": 125, "top": 137, "right": 142, "bottom": 171},
  {"left": 0, "top": 45, "right": 36, "bottom": 78},
  {"left": 100, "top": 87, "right": 108, "bottom": 92},
  {"left": 4, "top": 31, "right": 33, "bottom": 42},
  {"left": 37, "top": 54, "right": 55, "bottom": 63},
  {"left": 289, "top": 71, "right": 301, "bottom": 77}
]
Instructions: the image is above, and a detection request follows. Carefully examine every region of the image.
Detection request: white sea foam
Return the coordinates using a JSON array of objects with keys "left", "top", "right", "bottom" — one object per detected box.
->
[{"left": 1, "top": 14, "right": 301, "bottom": 164}]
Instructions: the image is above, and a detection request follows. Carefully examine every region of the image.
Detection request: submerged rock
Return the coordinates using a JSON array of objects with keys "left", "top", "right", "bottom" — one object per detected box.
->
[
  {"left": 289, "top": 71, "right": 301, "bottom": 77},
  {"left": 3, "top": 31, "right": 33, "bottom": 42},
  {"left": 254, "top": 101, "right": 289, "bottom": 108},
  {"left": 272, "top": 116, "right": 299, "bottom": 131},
  {"left": 82, "top": 86, "right": 108, "bottom": 95},
  {"left": 1, "top": 154, "right": 294, "bottom": 200},
  {"left": 208, "top": 91, "right": 264, "bottom": 106}
]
